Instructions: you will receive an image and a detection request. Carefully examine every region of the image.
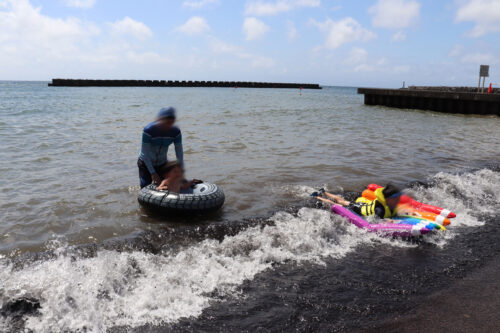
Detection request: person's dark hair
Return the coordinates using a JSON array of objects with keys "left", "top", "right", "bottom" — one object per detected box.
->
[
  {"left": 382, "top": 184, "right": 402, "bottom": 198},
  {"left": 160, "top": 161, "right": 181, "bottom": 177}
]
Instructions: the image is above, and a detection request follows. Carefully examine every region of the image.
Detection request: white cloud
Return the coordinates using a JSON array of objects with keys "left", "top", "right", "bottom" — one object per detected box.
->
[
  {"left": 209, "top": 37, "right": 275, "bottom": 67},
  {"left": 311, "top": 17, "right": 376, "bottom": 49},
  {"left": 210, "top": 38, "right": 241, "bottom": 53},
  {"left": 448, "top": 44, "right": 464, "bottom": 57},
  {"left": 182, "top": 0, "right": 219, "bottom": 9},
  {"left": 0, "top": 0, "right": 99, "bottom": 54},
  {"left": 369, "top": 0, "right": 420, "bottom": 29},
  {"left": 354, "top": 64, "right": 374, "bottom": 72},
  {"left": 244, "top": 54, "right": 276, "bottom": 67},
  {"left": 109, "top": 17, "right": 152, "bottom": 40},
  {"left": 345, "top": 47, "right": 368, "bottom": 65},
  {"left": 455, "top": 0, "right": 500, "bottom": 37},
  {"left": 460, "top": 52, "right": 496, "bottom": 64},
  {"left": 449, "top": 45, "right": 498, "bottom": 64},
  {"left": 287, "top": 20, "right": 297, "bottom": 40},
  {"left": 63, "top": 0, "right": 96, "bottom": 8},
  {"left": 394, "top": 65, "right": 411, "bottom": 73},
  {"left": 391, "top": 31, "right": 406, "bottom": 41},
  {"left": 0, "top": 0, "right": 175, "bottom": 78},
  {"left": 243, "top": 17, "right": 270, "bottom": 40},
  {"left": 245, "top": 0, "right": 320, "bottom": 16},
  {"left": 176, "top": 16, "right": 210, "bottom": 35},
  {"left": 125, "top": 51, "right": 171, "bottom": 64},
  {"left": 377, "top": 57, "right": 388, "bottom": 66},
  {"left": 1, "top": 1, "right": 292, "bottom": 80}
]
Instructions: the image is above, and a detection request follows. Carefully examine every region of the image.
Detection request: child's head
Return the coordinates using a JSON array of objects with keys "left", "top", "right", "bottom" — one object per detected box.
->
[
  {"left": 161, "top": 161, "right": 183, "bottom": 179},
  {"left": 382, "top": 184, "right": 403, "bottom": 209}
]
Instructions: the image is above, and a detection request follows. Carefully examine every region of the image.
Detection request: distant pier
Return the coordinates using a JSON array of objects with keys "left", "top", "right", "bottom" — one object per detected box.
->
[
  {"left": 358, "top": 87, "right": 500, "bottom": 115},
  {"left": 48, "top": 79, "right": 321, "bottom": 89}
]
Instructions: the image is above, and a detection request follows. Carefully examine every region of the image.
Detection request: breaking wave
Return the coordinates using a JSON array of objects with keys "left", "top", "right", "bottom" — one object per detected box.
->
[{"left": 1, "top": 168, "right": 499, "bottom": 332}]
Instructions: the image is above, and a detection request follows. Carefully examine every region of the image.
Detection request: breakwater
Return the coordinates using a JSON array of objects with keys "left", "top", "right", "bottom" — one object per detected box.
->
[
  {"left": 406, "top": 86, "right": 500, "bottom": 94},
  {"left": 48, "top": 78, "right": 321, "bottom": 89},
  {"left": 358, "top": 87, "right": 500, "bottom": 115}
]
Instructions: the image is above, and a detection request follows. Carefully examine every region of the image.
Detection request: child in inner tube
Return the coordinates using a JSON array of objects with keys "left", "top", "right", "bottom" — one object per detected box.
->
[
  {"left": 157, "top": 161, "right": 201, "bottom": 193},
  {"left": 312, "top": 184, "right": 402, "bottom": 219}
]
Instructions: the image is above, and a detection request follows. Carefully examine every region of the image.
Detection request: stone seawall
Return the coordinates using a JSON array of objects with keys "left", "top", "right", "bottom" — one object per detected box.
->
[
  {"left": 408, "top": 86, "right": 499, "bottom": 94},
  {"left": 358, "top": 87, "right": 500, "bottom": 115},
  {"left": 48, "top": 79, "right": 321, "bottom": 89}
]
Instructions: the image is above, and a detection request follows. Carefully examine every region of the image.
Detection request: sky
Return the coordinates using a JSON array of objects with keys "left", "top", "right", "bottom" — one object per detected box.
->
[{"left": 0, "top": 0, "right": 499, "bottom": 87}]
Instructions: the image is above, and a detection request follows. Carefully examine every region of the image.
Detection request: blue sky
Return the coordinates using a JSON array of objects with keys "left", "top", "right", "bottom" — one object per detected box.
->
[{"left": 0, "top": 0, "right": 499, "bottom": 86}]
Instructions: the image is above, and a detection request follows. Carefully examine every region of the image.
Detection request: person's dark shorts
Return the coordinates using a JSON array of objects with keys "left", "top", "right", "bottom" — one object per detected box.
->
[
  {"left": 137, "top": 158, "right": 166, "bottom": 188},
  {"left": 348, "top": 202, "right": 385, "bottom": 219},
  {"left": 348, "top": 203, "right": 363, "bottom": 215}
]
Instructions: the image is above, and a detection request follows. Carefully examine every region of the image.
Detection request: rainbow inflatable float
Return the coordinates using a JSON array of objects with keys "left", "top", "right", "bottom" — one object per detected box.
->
[
  {"left": 364, "top": 184, "right": 456, "bottom": 220},
  {"left": 323, "top": 183, "right": 455, "bottom": 237}
]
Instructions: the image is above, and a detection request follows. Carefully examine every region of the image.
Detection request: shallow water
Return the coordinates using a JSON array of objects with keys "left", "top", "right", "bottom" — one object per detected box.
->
[{"left": 0, "top": 82, "right": 499, "bottom": 332}]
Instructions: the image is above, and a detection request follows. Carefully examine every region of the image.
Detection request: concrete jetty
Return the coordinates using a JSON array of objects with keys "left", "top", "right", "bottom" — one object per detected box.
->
[
  {"left": 358, "top": 87, "right": 500, "bottom": 115},
  {"left": 48, "top": 79, "right": 321, "bottom": 89}
]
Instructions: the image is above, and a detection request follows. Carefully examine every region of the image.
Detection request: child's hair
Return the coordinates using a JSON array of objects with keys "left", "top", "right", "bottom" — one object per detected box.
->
[
  {"left": 382, "top": 184, "right": 402, "bottom": 198},
  {"left": 160, "top": 161, "right": 181, "bottom": 177}
]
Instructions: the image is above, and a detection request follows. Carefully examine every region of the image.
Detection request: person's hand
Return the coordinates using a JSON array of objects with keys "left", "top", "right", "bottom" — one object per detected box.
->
[
  {"left": 152, "top": 173, "right": 162, "bottom": 185},
  {"left": 190, "top": 179, "right": 203, "bottom": 188}
]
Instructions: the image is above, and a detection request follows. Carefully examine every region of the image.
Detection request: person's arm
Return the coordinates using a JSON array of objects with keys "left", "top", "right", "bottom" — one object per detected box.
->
[
  {"left": 158, "top": 179, "right": 169, "bottom": 191},
  {"left": 174, "top": 132, "right": 184, "bottom": 167},
  {"left": 323, "top": 191, "right": 350, "bottom": 206},
  {"left": 314, "top": 196, "right": 336, "bottom": 206},
  {"left": 180, "top": 179, "right": 194, "bottom": 190},
  {"left": 141, "top": 131, "right": 157, "bottom": 175}
]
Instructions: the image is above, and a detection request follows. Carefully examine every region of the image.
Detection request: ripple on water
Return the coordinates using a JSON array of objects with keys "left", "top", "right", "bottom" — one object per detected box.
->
[{"left": 0, "top": 83, "right": 500, "bottom": 256}]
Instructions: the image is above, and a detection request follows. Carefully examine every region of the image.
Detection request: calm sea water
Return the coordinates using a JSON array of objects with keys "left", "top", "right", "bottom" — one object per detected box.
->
[{"left": 1, "top": 81, "right": 499, "bottom": 332}]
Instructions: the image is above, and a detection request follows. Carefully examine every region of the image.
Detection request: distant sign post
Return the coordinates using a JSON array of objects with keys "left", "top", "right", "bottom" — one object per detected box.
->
[{"left": 478, "top": 65, "right": 489, "bottom": 93}]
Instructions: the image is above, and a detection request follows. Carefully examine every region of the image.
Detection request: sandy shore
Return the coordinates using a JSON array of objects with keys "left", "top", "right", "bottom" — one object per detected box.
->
[{"left": 368, "top": 256, "right": 500, "bottom": 333}]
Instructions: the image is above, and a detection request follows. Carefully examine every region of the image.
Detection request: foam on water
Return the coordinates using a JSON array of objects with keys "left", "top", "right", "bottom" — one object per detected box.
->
[
  {"left": 402, "top": 169, "right": 500, "bottom": 247},
  {"left": 289, "top": 169, "right": 500, "bottom": 246},
  {"left": 403, "top": 169, "right": 498, "bottom": 246},
  {"left": 275, "top": 184, "right": 326, "bottom": 199},
  {"left": 407, "top": 169, "right": 500, "bottom": 228},
  {"left": 1, "top": 169, "right": 499, "bottom": 332},
  {"left": 0, "top": 207, "right": 406, "bottom": 332}
]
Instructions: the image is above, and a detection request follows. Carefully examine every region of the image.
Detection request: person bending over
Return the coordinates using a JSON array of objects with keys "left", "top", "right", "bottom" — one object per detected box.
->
[
  {"left": 137, "top": 107, "right": 184, "bottom": 188},
  {"left": 157, "top": 161, "right": 199, "bottom": 193},
  {"left": 313, "top": 184, "right": 402, "bottom": 219}
]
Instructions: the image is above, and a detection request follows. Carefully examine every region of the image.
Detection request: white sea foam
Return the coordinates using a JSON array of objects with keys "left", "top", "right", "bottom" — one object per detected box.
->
[
  {"left": 277, "top": 184, "right": 340, "bottom": 199},
  {"left": 407, "top": 169, "right": 500, "bottom": 228},
  {"left": 0, "top": 207, "right": 405, "bottom": 332},
  {"left": 401, "top": 169, "right": 500, "bottom": 246},
  {"left": 0, "top": 169, "right": 498, "bottom": 332},
  {"left": 290, "top": 169, "right": 500, "bottom": 246}
]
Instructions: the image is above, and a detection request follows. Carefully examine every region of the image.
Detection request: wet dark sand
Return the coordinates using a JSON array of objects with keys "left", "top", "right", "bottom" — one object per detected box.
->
[{"left": 369, "top": 256, "right": 500, "bottom": 333}]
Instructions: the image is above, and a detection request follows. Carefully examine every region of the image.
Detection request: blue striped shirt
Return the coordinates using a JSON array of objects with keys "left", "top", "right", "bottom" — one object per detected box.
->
[{"left": 139, "top": 122, "right": 183, "bottom": 174}]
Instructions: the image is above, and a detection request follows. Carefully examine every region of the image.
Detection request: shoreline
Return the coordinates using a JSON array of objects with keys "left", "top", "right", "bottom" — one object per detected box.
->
[{"left": 368, "top": 255, "right": 500, "bottom": 333}]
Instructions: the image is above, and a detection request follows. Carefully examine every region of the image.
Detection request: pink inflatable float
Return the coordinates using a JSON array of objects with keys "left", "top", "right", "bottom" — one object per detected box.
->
[{"left": 331, "top": 205, "right": 431, "bottom": 237}]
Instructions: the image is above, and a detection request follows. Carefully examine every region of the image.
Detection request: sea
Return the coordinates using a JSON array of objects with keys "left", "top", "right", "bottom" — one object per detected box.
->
[{"left": 0, "top": 81, "right": 499, "bottom": 332}]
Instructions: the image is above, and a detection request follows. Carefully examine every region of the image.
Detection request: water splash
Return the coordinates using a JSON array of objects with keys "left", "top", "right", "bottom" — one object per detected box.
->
[
  {"left": 0, "top": 207, "right": 406, "bottom": 332},
  {"left": 1, "top": 168, "right": 499, "bottom": 332}
]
